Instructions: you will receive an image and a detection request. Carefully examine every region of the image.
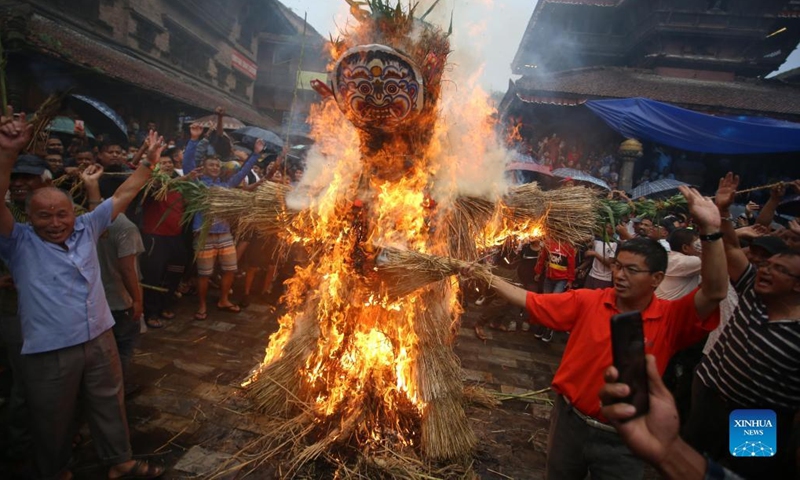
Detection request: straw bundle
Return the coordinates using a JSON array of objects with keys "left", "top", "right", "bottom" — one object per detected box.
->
[
  {"left": 414, "top": 288, "right": 476, "bottom": 461},
  {"left": 201, "top": 181, "right": 297, "bottom": 237},
  {"left": 503, "top": 183, "right": 598, "bottom": 245},
  {"left": 445, "top": 197, "right": 495, "bottom": 262},
  {"left": 247, "top": 309, "right": 320, "bottom": 416},
  {"left": 372, "top": 246, "right": 493, "bottom": 298},
  {"left": 26, "top": 93, "right": 65, "bottom": 156}
]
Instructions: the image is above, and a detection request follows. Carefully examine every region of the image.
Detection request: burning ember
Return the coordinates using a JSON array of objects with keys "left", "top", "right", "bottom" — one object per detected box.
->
[{"left": 199, "top": 1, "right": 598, "bottom": 476}]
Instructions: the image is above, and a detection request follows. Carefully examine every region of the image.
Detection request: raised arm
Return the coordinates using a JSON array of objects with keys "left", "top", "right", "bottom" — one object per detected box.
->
[
  {"left": 110, "top": 130, "right": 160, "bottom": 220},
  {"left": 715, "top": 173, "right": 749, "bottom": 282},
  {"left": 755, "top": 183, "right": 784, "bottom": 227},
  {"left": 226, "top": 139, "right": 264, "bottom": 187},
  {"left": 678, "top": 185, "right": 727, "bottom": 319},
  {"left": 0, "top": 108, "right": 33, "bottom": 236},
  {"left": 182, "top": 123, "right": 203, "bottom": 173}
]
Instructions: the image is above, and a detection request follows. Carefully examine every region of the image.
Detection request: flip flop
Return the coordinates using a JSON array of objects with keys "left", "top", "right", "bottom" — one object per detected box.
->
[
  {"left": 109, "top": 459, "right": 164, "bottom": 479},
  {"left": 193, "top": 311, "right": 208, "bottom": 321},
  {"left": 216, "top": 304, "right": 241, "bottom": 313},
  {"left": 145, "top": 318, "right": 164, "bottom": 329},
  {"left": 159, "top": 311, "right": 176, "bottom": 320}
]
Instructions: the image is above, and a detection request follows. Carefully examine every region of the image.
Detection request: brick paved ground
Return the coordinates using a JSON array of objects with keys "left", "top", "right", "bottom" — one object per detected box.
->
[{"left": 0, "top": 281, "right": 569, "bottom": 479}]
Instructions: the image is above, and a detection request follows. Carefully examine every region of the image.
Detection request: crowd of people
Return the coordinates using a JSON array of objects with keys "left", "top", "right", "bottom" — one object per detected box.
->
[
  {"left": 468, "top": 174, "right": 800, "bottom": 479},
  {"left": 0, "top": 107, "right": 308, "bottom": 479},
  {"left": 1, "top": 100, "right": 799, "bottom": 480}
]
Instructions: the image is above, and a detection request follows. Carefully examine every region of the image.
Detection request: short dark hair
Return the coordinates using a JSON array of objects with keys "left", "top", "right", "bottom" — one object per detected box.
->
[
  {"left": 616, "top": 237, "right": 669, "bottom": 273},
  {"left": 99, "top": 140, "right": 125, "bottom": 152},
  {"left": 667, "top": 228, "right": 698, "bottom": 253}
]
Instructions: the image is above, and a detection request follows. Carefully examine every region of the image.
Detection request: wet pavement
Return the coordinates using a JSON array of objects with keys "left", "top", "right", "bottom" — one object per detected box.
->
[{"left": 0, "top": 276, "right": 569, "bottom": 479}]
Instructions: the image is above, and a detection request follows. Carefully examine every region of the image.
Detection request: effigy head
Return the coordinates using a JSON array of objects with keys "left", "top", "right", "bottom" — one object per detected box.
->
[{"left": 331, "top": 44, "right": 424, "bottom": 132}]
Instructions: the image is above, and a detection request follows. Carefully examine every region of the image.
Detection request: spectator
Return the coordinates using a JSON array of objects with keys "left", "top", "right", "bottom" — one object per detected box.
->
[
  {"left": 533, "top": 238, "right": 577, "bottom": 342},
  {"left": 0, "top": 115, "right": 164, "bottom": 479},
  {"left": 656, "top": 228, "right": 701, "bottom": 300},
  {"left": 43, "top": 153, "right": 64, "bottom": 177},
  {"left": 183, "top": 123, "right": 264, "bottom": 320},
  {"left": 683, "top": 172, "right": 800, "bottom": 479},
  {"left": 139, "top": 152, "right": 191, "bottom": 327},
  {"left": 463, "top": 184, "right": 728, "bottom": 480},
  {"left": 582, "top": 224, "right": 617, "bottom": 290},
  {"left": 46, "top": 136, "right": 64, "bottom": 155}
]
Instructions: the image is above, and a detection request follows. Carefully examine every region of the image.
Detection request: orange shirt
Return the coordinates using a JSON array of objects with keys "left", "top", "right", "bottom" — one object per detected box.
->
[{"left": 526, "top": 287, "right": 719, "bottom": 421}]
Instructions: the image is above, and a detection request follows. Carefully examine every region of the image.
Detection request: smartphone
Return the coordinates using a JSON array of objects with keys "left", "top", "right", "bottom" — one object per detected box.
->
[
  {"left": 609, "top": 312, "right": 649, "bottom": 419},
  {"left": 74, "top": 119, "right": 85, "bottom": 133}
]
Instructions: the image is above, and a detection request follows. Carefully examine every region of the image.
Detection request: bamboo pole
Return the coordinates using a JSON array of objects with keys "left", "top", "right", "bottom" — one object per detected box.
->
[{"left": 0, "top": 34, "right": 8, "bottom": 114}]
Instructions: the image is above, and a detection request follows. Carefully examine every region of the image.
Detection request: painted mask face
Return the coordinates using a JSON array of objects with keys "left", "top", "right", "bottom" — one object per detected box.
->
[{"left": 331, "top": 45, "right": 424, "bottom": 131}]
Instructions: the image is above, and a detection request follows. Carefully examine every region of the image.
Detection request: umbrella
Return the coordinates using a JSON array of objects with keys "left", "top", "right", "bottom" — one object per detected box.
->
[
  {"left": 506, "top": 151, "right": 552, "bottom": 176},
  {"left": 188, "top": 114, "right": 245, "bottom": 130},
  {"left": 551, "top": 168, "right": 610, "bottom": 190},
  {"left": 231, "top": 126, "right": 284, "bottom": 152},
  {"left": 506, "top": 161, "right": 552, "bottom": 176},
  {"left": 629, "top": 179, "right": 691, "bottom": 199},
  {"left": 69, "top": 94, "right": 127, "bottom": 141},
  {"left": 46, "top": 116, "right": 95, "bottom": 139}
]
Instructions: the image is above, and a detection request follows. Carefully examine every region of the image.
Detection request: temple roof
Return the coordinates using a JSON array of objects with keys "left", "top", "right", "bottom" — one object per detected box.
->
[{"left": 510, "top": 67, "right": 800, "bottom": 117}]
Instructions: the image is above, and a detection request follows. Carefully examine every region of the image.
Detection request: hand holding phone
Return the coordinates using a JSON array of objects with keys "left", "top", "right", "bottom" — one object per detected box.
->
[{"left": 609, "top": 312, "right": 649, "bottom": 419}]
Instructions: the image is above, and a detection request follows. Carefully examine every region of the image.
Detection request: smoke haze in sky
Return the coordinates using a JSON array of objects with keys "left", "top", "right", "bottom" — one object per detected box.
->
[{"left": 280, "top": 0, "right": 536, "bottom": 94}]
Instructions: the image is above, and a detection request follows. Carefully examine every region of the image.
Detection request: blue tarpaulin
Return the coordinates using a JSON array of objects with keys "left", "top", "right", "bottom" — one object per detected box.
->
[{"left": 585, "top": 98, "right": 800, "bottom": 154}]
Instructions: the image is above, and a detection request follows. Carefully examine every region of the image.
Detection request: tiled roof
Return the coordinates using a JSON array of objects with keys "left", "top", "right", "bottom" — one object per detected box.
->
[
  {"left": 513, "top": 67, "right": 800, "bottom": 116},
  {"left": 20, "top": 14, "right": 278, "bottom": 128}
]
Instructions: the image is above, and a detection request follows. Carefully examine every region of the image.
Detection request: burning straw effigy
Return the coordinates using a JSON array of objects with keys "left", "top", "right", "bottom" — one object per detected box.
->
[{"left": 199, "top": 1, "right": 597, "bottom": 477}]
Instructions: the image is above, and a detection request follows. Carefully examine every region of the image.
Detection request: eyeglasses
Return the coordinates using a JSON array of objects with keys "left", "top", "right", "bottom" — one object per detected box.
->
[
  {"left": 610, "top": 260, "right": 653, "bottom": 276},
  {"left": 757, "top": 261, "right": 800, "bottom": 280}
]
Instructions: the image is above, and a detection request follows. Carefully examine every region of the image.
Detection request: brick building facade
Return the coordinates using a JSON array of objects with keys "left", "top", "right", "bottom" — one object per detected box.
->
[{"left": 0, "top": 0, "right": 326, "bottom": 138}]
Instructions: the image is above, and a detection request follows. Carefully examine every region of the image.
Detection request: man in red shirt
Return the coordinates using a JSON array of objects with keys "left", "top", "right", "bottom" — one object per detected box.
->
[
  {"left": 466, "top": 185, "right": 727, "bottom": 480},
  {"left": 534, "top": 239, "right": 576, "bottom": 341}
]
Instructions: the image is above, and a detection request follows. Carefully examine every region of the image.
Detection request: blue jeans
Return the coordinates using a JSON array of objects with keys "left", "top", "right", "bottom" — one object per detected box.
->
[{"left": 544, "top": 278, "right": 568, "bottom": 294}]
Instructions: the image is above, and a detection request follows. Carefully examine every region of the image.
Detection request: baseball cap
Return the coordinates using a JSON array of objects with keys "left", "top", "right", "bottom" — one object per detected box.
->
[
  {"left": 12, "top": 155, "right": 49, "bottom": 175},
  {"left": 751, "top": 236, "right": 788, "bottom": 256}
]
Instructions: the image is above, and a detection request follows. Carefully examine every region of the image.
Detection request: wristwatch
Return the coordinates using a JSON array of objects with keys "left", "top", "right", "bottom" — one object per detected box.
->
[
  {"left": 140, "top": 159, "right": 154, "bottom": 170},
  {"left": 699, "top": 231, "right": 723, "bottom": 242}
]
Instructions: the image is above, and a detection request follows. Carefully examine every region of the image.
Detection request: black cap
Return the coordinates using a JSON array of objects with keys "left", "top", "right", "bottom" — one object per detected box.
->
[
  {"left": 751, "top": 236, "right": 788, "bottom": 256},
  {"left": 12, "top": 155, "right": 49, "bottom": 175}
]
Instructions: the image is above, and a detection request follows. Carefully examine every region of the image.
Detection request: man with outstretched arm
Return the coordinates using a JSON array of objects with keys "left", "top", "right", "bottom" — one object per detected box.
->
[
  {"left": 463, "top": 185, "right": 728, "bottom": 480},
  {"left": 0, "top": 111, "right": 164, "bottom": 480}
]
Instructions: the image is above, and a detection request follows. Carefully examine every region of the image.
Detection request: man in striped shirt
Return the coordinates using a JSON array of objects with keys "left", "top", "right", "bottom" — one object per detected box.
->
[{"left": 683, "top": 172, "right": 800, "bottom": 479}]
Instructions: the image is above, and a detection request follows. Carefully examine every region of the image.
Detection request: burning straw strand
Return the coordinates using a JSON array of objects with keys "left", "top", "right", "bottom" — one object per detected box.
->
[
  {"left": 504, "top": 183, "right": 598, "bottom": 245},
  {"left": 373, "top": 247, "right": 493, "bottom": 298}
]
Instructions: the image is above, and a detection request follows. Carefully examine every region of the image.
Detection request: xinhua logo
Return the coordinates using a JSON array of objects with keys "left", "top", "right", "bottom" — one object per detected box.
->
[{"left": 729, "top": 409, "right": 777, "bottom": 457}]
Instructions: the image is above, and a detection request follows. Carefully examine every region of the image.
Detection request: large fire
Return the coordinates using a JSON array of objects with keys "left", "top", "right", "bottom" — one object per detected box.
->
[{"left": 221, "top": 1, "right": 589, "bottom": 475}]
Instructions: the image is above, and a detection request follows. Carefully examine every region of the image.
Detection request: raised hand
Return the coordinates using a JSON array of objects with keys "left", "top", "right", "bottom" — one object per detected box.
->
[
  {"left": 0, "top": 106, "right": 33, "bottom": 155},
  {"left": 189, "top": 123, "right": 204, "bottom": 140},
  {"left": 735, "top": 223, "right": 769, "bottom": 240},
  {"left": 215, "top": 106, "right": 225, "bottom": 116},
  {"left": 254, "top": 138, "right": 266, "bottom": 154},
  {"left": 145, "top": 130, "right": 164, "bottom": 161},
  {"left": 769, "top": 182, "right": 786, "bottom": 201},
  {"left": 714, "top": 172, "right": 739, "bottom": 212},
  {"left": 80, "top": 164, "right": 104, "bottom": 185},
  {"left": 789, "top": 219, "right": 800, "bottom": 236},
  {"left": 679, "top": 185, "right": 721, "bottom": 233}
]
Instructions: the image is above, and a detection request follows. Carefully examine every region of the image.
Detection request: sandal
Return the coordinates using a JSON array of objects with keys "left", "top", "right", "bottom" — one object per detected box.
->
[
  {"left": 193, "top": 311, "right": 208, "bottom": 321},
  {"left": 216, "top": 303, "right": 241, "bottom": 313},
  {"left": 159, "top": 310, "right": 176, "bottom": 320},
  {"left": 109, "top": 459, "right": 164, "bottom": 479},
  {"left": 145, "top": 318, "right": 164, "bottom": 329}
]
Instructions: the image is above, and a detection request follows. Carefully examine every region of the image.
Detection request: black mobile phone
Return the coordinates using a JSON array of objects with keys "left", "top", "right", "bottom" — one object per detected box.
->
[{"left": 610, "top": 312, "right": 649, "bottom": 418}]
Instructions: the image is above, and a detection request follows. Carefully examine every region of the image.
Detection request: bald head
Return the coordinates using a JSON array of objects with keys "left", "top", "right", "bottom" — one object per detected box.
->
[
  {"left": 25, "top": 187, "right": 71, "bottom": 215},
  {"left": 26, "top": 187, "right": 76, "bottom": 245}
]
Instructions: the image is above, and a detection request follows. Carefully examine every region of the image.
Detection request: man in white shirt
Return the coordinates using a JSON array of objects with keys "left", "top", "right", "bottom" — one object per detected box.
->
[{"left": 656, "top": 228, "right": 701, "bottom": 300}]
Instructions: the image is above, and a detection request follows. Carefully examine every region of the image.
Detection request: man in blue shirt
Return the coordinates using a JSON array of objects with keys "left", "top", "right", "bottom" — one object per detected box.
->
[
  {"left": 183, "top": 122, "right": 263, "bottom": 320},
  {"left": 0, "top": 112, "right": 163, "bottom": 480}
]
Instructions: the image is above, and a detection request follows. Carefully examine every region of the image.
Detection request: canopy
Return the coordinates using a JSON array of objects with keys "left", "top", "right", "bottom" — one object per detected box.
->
[{"left": 585, "top": 98, "right": 800, "bottom": 154}]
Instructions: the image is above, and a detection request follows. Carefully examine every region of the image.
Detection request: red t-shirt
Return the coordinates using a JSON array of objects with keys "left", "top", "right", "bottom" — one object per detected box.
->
[
  {"left": 141, "top": 191, "right": 185, "bottom": 236},
  {"left": 534, "top": 240, "right": 576, "bottom": 282},
  {"left": 526, "top": 287, "right": 719, "bottom": 421}
]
